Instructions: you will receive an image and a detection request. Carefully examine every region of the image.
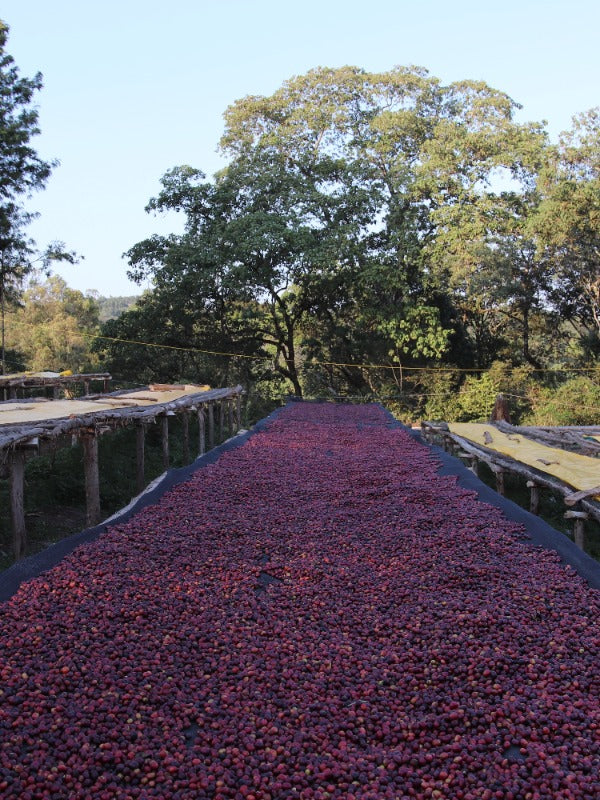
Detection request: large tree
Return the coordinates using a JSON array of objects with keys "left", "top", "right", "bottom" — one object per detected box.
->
[
  {"left": 119, "top": 66, "right": 554, "bottom": 396},
  {"left": 530, "top": 108, "right": 600, "bottom": 357},
  {"left": 0, "top": 21, "right": 57, "bottom": 373}
]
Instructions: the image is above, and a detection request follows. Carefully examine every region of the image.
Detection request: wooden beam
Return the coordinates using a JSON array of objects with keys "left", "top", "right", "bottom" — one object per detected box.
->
[
  {"left": 236, "top": 393, "right": 242, "bottom": 430},
  {"left": 136, "top": 424, "right": 145, "bottom": 494},
  {"left": 82, "top": 432, "right": 101, "bottom": 527},
  {"left": 9, "top": 449, "right": 27, "bottom": 560},
  {"left": 564, "top": 485, "right": 600, "bottom": 506},
  {"left": 219, "top": 400, "right": 225, "bottom": 440}
]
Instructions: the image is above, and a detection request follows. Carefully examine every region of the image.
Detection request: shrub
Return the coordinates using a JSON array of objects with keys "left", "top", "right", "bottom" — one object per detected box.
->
[{"left": 526, "top": 376, "right": 600, "bottom": 426}]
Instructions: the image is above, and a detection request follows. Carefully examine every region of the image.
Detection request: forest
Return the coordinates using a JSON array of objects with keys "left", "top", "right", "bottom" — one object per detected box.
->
[{"left": 1, "top": 24, "right": 599, "bottom": 425}]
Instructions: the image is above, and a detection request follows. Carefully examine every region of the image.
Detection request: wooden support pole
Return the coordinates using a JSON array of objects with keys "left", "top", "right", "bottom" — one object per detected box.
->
[
  {"left": 208, "top": 402, "right": 215, "bottom": 450},
  {"left": 236, "top": 393, "right": 242, "bottom": 430},
  {"left": 527, "top": 480, "right": 540, "bottom": 515},
  {"left": 491, "top": 465, "right": 505, "bottom": 496},
  {"left": 136, "top": 424, "right": 146, "bottom": 494},
  {"left": 565, "top": 510, "right": 588, "bottom": 550},
  {"left": 182, "top": 411, "right": 190, "bottom": 464},
  {"left": 161, "top": 415, "right": 170, "bottom": 471},
  {"left": 84, "top": 380, "right": 90, "bottom": 396},
  {"left": 228, "top": 397, "right": 234, "bottom": 437},
  {"left": 198, "top": 406, "right": 206, "bottom": 456},
  {"left": 9, "top": 449, "right": 27, "bottom": 560},
  {"left": 82, "top": 432, "right": 101, "bottom": 527},
  {"left": 458, "top": 451, "right": 478, "bottom": 476},
  {"left": 219, "top": 400, "right": 225, "bottom": 440}
]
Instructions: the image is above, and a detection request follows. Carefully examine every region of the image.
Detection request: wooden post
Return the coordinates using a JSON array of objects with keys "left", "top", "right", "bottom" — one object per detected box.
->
[
  {"left": 527, "top": 480, "right": 540, "bottom": 515},
  {"left": 182, "top": 411, "right": 190, "bottom": 464},
  {"left": 458, "top": 451, "right": 478, "bottom": 476},
  {"left": 9, "top": 449, "right": 27, "bottom": 560},
  {"left": 198, "top": 406, "right": 206, "bottom": 456},
  {"left": 219, "top": 400, "right": 225, "bottom": 441},
  {"left": 491, "top": 465, "right": 505, "bottom": 496},
  {"left": 565, "top": 510, "right": 588, "bottom": 550},
  {"left": 236, "top": 393, "right": 242, "bottom": 430},
  {"left": 136, "top": 424, "right": 146, "bottom": 494},
  {"left": 161, "top": 415, "right": 170, "bottom": 470},
  {"left": 228, "top": 397, "right": 234, "bottom": 436},
  {"left": 84, "top": 380, "right": 90, "bottom": 396},
  {"left": 208, "top": 402, "right": 215, "bottom": 449},
  {"left": 82, "top": 432, "right": 101, "bottom": 527}
]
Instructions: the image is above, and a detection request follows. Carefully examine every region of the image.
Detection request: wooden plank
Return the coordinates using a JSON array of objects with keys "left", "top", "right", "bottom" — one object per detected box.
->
[
  {"left": 82, "top": 432, "right": 101, "bottom": 527},
  {"left": 136, "top": 424, "right": 145, "bottom": 494},
  {"left": 9, "top": 449, "right": 27, "bottom": 560}
]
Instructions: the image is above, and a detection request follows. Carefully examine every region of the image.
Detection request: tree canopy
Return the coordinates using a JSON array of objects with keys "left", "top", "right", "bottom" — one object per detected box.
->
[
  {"left": 0, "top": 21, "right": 79, "bottom": 373},
  {"left": 93, "top": 66, "right": 599, "bottom": 410}
]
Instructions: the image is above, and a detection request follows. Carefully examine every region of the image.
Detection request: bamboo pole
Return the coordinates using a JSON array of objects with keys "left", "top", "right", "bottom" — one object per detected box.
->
[
  {"left": 82, "top": 432, "right": 101, "bottom": 527},
  {"left": 9, "top": 449, "right": 26, "bottom": 560}
]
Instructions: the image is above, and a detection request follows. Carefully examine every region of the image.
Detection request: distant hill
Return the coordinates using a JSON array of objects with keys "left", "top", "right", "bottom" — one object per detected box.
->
[{"left": 97, "top": 295, "right": 139, "bottom": 322}]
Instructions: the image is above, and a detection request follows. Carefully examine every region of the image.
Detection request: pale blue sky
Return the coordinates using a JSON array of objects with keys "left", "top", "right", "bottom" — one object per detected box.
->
[{"left": 2, "top": 0, "right": 598, "bottom": 296}]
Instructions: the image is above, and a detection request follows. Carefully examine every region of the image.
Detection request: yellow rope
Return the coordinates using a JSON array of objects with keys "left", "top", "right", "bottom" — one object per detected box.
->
[{"left": 84, "top": 332, "right": 600, "bottom": 375}]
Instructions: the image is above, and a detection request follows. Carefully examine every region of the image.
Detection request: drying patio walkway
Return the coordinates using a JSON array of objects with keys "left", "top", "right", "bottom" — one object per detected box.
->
[{"left": 0, "top": 402, "right": 599, "bottom": 799}]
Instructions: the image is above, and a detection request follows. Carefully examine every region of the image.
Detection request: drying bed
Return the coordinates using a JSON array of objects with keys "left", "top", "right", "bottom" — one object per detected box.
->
[{"left": 0, "top": 402, "right": 599, "bottom": 799}]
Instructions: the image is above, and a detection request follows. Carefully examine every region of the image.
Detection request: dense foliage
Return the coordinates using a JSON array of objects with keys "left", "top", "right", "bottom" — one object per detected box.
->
[
  {"left": 91, "top": 66, "right": 598, "bottom": 422},
  {"left": 0, "top": 22, "right": 77, "bottom": 374},
  {"left": 4, "top": 275, "right": 101, "bottom": 373}
]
